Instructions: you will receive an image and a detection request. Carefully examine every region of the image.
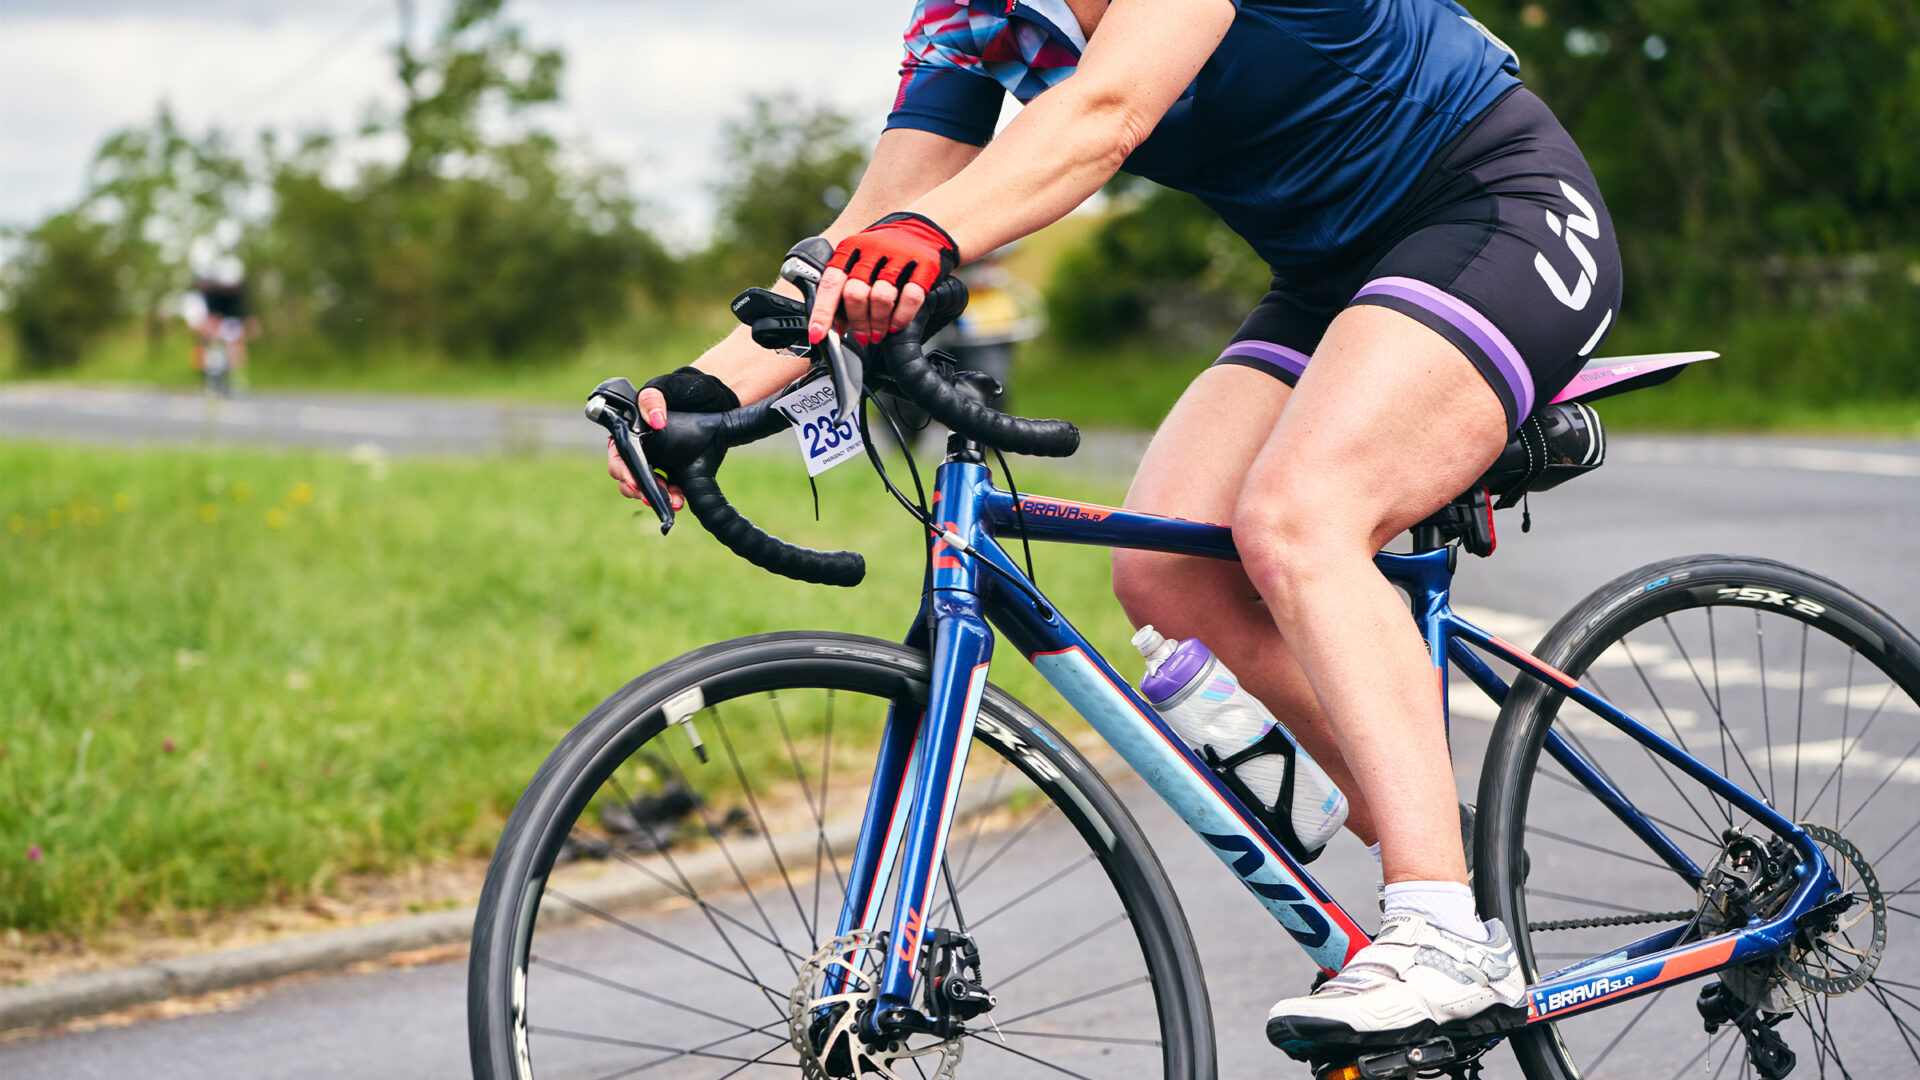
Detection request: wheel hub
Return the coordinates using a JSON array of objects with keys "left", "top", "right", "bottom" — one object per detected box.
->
[
  {"left": 1697, "top": 822, "right": 1888, "bottom": 1012},
  {"left": 788, "top": 930, "right": 962, "bottom": 1080},
  {"left": 1779, "top": 823, "right": 1887, "bottom": 996}
]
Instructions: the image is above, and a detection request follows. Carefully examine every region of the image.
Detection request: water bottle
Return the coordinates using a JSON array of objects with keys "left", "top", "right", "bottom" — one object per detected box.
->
[{"left": 1134, "top": 625, "right": 1349, "bottom": 861}]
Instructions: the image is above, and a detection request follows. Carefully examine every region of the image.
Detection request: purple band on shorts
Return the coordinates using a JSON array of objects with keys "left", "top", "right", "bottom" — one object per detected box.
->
[
  {"left": 1216, "top": 340, "right": 1310, "bottom": 380},
  {"left": 1352, "top": 276, "right": 1534, "bottom": 420}
]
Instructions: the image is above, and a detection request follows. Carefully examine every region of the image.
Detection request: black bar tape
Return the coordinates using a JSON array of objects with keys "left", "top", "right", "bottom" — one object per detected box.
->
[
  {"left": 678, "top": 467, "right": 865, "bottom": 587},
  {"left": 880, "top": 311, "right": 1080, "bottom": 457}
]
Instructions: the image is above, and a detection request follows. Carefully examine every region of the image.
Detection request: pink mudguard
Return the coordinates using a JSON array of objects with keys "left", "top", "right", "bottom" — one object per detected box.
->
[{"left": 1552, "top": 351, "right": 1718, "bottom": 403}]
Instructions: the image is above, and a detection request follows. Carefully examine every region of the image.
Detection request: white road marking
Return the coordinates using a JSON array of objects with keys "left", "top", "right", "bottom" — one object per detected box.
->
[
  {"left": 1450, "top": 605, "right": 1546, "bottom": 642},
  {"left": 1613, "top": 440, "right": 1920, "bottom": 478},
  {"left": 1823, "top": 682, "right": 1920, "bottom": 716},
  {"left": 1760, "top": 738, "right": 1920, "bottom": 785}
]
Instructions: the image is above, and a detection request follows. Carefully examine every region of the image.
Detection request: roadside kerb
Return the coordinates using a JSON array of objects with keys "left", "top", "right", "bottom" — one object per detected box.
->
[{"left": 0, "top": 771, "right": 1040, "bottom": 1033}]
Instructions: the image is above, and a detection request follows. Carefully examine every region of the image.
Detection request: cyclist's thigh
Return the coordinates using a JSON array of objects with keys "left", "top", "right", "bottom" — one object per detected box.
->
[
  {"left": 1121, "top": 364, "right": 1290, "bottom": 526},
  {"left": 1124, "top": 277, "right": 1344, "bottom": 525},
  {"left": 1241, "top": 303, "right": 1507, "bottom": 553}
]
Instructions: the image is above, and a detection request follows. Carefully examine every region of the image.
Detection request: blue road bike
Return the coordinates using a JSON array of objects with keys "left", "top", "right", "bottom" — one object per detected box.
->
[{"left": 468, "top": 243, "right": 1920, "bottom": 1080}]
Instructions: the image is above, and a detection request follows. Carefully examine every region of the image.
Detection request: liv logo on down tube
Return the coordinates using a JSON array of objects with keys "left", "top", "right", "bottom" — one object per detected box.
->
[{"left": 1201, "top": 832, "right": 1332, "bottom": 949}]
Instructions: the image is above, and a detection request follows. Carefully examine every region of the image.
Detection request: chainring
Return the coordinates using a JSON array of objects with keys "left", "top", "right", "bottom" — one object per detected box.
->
[
  {"left": 788, "top": 930, "right": 962, "bottom": 1080},
  {"left": 1779, "top": 823, "right": 1887, "bottom": 996}
]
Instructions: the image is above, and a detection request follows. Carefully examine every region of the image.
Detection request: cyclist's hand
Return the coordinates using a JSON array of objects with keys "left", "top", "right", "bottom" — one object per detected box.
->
[
  {"left": 607, "top": 437, "right": 683, "bottom": 510},
  {"left": 809, "top": 212, "right": 959, "bottom": 348},
  {"left": 605, "top": 366, "right": 741, "bottom": 509}
]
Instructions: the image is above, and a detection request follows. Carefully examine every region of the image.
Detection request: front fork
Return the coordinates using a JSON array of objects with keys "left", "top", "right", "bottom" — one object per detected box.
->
[{"left": 826, "top": 500, "right": 994, "bottom": 1031}]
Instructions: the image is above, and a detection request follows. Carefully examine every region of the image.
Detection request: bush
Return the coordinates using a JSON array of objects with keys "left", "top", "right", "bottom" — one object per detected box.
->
[
  {"left": 1047, "top": 187, "right": 1265, "bottom": 347},
  {"left": 2, "top": 213, "right": 128, "bottom": 370}
]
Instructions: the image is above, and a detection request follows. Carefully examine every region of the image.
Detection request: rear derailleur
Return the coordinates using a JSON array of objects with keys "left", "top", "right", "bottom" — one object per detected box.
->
[{"left": 1697, "top": 981, "right": 1796, "bottom": 1080}]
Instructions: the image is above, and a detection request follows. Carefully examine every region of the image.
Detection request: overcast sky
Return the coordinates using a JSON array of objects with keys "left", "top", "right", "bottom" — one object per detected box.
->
[{"left": 0, "top": 0, "right": 915, "bottom": 246}]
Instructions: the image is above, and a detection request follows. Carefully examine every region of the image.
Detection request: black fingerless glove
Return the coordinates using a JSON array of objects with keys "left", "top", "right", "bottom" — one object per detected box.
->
[{"left": 642, "top": 367, "right": 741, "bottom": 414}]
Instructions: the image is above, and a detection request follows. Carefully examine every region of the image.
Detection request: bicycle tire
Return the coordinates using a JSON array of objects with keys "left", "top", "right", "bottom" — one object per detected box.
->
[
  {"left": 1477, "top": 555, "right": 1920, "bottom": 1080},
  {"left": 468, "top": 631, "right": 1215, "bottom": 1080}
]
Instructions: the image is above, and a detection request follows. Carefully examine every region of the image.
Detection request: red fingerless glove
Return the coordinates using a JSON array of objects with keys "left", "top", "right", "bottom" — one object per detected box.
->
[{"left": 827, "top": 212, "right": 960, "bottom": 295}]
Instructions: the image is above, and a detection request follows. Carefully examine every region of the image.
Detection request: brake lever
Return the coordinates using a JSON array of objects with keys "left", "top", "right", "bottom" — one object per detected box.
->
[
  {"left": 586, "top": 385, "right": 675, "bottom": 535},
  {"left": 780, "top": 237, "right": 862, "bottom": 429}
]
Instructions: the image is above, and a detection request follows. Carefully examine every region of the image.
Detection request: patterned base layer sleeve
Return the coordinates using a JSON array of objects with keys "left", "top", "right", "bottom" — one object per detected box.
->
[{"left": 1350, "top": 276, "right": 1536, "bottom": 431}]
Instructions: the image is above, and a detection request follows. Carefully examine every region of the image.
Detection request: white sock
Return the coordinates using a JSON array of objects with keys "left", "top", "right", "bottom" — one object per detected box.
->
[{"left": 1382, "top": 881, "right": 1487, "bottom": 941}]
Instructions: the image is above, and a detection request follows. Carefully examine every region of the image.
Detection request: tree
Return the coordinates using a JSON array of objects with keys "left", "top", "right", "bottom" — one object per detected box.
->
[
  {"left": 81, "top": 105, "right": 250, "bottom": 355},
  {"left": 390, "top": 0, "right": 564, "bottom": 187},
  {"left": 708, "top": 97, "right": 870, "bottom": 282},
  {"left": 254, "top": 0, "right": 668, "bottom": 361},
  {"left": 1472, "top": 1, "right": 1920, "bottom": 277},
  {"left": 2, "top": 213, "right": 127, "bottom": 370}
]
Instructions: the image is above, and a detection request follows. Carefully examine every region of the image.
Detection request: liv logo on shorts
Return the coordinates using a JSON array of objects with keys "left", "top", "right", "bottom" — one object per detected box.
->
[{"left": 1535, "top": 180, "right": 1603, "bottom": 311}]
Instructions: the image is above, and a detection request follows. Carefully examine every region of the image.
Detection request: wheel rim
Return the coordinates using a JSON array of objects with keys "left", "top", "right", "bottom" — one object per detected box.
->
[
  {"left": 499, "top": 679, "right": 1178, "bottom": 1079},
  {"left": 1509, "top": 582, "right": 1920, "bottom": 1078}
]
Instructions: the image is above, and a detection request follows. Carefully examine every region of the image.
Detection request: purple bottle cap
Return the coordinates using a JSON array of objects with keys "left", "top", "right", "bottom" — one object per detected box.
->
[{"left": 1140, "top": 637, "right": 1212, "bottom": 704}]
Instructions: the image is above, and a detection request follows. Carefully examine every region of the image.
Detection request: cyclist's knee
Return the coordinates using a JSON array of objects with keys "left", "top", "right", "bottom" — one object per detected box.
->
[{"left": 1232, "top": 494, "right": 1366, "bottom": 618}]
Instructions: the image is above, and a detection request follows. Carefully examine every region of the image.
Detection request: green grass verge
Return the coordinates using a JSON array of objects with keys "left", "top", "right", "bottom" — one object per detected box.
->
[{"left": 0, "top": 441, "right": 1133, "bottom": 935}]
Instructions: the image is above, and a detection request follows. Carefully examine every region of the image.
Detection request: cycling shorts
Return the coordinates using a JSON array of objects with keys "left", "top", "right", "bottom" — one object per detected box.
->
[{"left": 1212, "top": 87, "right": 1622, "bottom": 431}]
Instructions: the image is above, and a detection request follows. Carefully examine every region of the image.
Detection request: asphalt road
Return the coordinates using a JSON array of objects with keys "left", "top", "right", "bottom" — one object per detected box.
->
[{"left": 4, "top": 386, "right": 1918, "bottom": 1079}]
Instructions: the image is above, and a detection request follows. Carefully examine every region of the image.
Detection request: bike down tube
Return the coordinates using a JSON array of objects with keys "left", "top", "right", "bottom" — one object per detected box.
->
[
  {"left": 979, "top": 477, "right": 1371, "bottom": 973},
  {"left": 1442, "top": 618, "right": 1841, "bottom": 1025},
  {"left": 870, "top": 466, "right": 994, "bottom": 1010}
]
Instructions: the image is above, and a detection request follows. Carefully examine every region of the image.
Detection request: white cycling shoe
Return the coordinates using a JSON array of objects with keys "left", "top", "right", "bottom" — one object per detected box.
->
[{"left": 1266, "top": 915, "right": 1527, "bottom": 1050}]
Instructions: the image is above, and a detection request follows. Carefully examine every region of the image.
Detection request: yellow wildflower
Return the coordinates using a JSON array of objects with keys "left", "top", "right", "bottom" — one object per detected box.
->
[{"left": 200, "top": 503, "right": 220, "bottom": 524}]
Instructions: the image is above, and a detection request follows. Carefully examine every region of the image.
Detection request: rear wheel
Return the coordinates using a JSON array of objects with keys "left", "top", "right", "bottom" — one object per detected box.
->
[
  {"left": 468, "top": 631, "right": 1215, "bottom": 1080},
  {"left": 1479, "top": 556, "right": 1920, "bottom": 1079}
]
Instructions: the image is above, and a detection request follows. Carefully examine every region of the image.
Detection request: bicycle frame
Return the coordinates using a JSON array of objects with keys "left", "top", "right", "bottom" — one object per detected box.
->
[{"left": 828, "top": 456, "right": 1840, "bottom": 1036}]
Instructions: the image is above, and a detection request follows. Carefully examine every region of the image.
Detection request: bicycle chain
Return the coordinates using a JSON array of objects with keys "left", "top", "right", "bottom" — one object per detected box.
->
[{"left": 1529, "top": 910, "right": 1695, "bottom": 932}]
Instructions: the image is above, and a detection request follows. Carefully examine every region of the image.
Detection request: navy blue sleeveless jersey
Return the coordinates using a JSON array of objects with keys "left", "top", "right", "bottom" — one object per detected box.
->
[{"left": 886, "top": 0, "right": 1521, "bottom": 267}]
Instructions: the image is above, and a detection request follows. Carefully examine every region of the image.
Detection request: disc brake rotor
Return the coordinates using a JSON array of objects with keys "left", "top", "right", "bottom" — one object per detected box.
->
[
  {"left": 788, "top": 930, "right": 962, "bottom": 1080},
  {"left": 1779, "top": 822, "right": 1887, "bottom": 996}
]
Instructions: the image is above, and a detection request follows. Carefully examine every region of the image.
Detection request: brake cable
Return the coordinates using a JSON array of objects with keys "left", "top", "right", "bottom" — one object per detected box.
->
[
  {"left": 858, "top": 386, "right": 937, "bottom": 631},
  {"left": 857, "top": 384, "right": 1054, "bottom": 620},
  {"left": 990, "top": 447, "right": 1038, "bottom": 587}
]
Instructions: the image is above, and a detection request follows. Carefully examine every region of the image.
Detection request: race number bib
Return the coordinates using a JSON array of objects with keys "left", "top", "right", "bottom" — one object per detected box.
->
[{"left": 771, "top": 375, "right": 864, "bottom": 476}]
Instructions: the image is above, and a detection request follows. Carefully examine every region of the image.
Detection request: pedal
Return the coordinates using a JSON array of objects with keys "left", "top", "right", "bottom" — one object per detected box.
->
[{"left": 1312, "top": 1036, "right": 1480, "bottom": 1080}]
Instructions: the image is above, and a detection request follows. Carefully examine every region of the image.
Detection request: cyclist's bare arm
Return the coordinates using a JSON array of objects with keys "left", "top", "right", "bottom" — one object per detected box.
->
[
  {"left": 811, "top": 0, "right": 1234, "bottom": 342},
  {"left": 647, "top": 128, "right": 980, "bottom": 414},
  {"left": 614, "top": 128, "right": 981, "bottom": 503}
]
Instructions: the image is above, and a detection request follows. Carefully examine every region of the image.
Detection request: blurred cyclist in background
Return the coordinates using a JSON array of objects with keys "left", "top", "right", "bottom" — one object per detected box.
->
[{"left": 182, "top": 255, "right": 253, "bottom": 395}]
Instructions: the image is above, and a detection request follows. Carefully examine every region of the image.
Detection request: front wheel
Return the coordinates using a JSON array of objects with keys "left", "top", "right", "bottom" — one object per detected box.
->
[
  {"left": 468, "top": 631, "right": 1215, "bottom": 1080},
  {"left": 1478, "top": 555, "right": 1920, "bottom": 1080}
]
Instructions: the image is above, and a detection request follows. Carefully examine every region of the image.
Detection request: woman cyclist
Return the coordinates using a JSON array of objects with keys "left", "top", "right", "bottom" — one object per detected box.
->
[{"left": 612, "top": 0, "right": 1620, "bottom": 1048}]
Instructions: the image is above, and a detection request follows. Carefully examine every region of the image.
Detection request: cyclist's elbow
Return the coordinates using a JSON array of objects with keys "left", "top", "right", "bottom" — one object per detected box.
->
[{"left": 1060, "top": 81, "right": 1155, "bottom": 175}]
